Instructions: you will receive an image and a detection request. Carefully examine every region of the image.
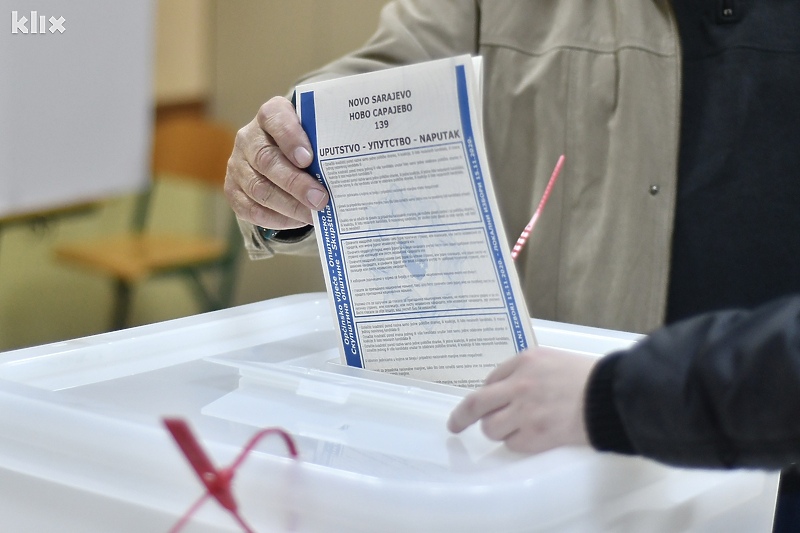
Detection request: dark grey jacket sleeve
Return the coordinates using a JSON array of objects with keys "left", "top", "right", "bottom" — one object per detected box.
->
[{"left": 585, "top": 295, "right": 800, "bottom": 469}]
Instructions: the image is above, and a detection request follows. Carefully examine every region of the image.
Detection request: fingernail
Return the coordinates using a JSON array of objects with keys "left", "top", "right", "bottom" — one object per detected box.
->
[
  {"left": 307, "top": 188, "right": 328, "bottom": 209},
  {"left": 294, "top": 147, "right": 312, "bottom": 166}
]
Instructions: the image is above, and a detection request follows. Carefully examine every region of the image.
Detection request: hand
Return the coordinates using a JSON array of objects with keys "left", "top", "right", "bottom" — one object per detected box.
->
[
  {"left": 447, "top": 347, "right": 598, "bottom": 454},
  {"left": 224, "top": 96, "right": 330, "bottom": 230}
]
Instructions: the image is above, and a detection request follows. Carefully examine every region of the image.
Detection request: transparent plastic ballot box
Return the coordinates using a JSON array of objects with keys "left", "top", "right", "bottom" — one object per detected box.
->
[{"left": 0, "top": 292, "right": 779, "bottom": 532}]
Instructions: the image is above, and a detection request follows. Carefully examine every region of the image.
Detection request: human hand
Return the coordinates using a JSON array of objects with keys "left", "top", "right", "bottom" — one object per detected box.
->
[
  {"left": 447, "top": 347, "right": 598, "bottom": 454},
  {"left": 224, "top": 96, "right": 330, "bottom": 230}
]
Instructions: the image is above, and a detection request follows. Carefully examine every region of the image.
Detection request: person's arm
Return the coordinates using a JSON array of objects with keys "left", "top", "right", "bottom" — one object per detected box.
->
[
  {"left": 588, "top": 295, "right": 800, "bottom": 469},
  {"left": 225, "top": 0, "right": 481, "bottom": 259},
  {"left": 449, "top": 295, "right": 800, "bottom": 470}
]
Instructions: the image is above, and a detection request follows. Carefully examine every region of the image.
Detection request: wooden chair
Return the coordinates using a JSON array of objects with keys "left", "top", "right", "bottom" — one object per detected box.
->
[{"left": 54, "top": 116, "right": 241, "bottom": 330}]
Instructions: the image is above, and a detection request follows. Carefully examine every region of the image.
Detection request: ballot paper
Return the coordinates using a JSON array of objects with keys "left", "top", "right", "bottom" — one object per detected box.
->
[{"left": 296, "top": 55, "right": 534, "bottom": 388}]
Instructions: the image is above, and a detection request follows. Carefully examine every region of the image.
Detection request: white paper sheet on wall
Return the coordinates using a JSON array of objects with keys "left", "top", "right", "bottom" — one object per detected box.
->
[{"left": 0, "top": 1, "right": 154, "bottom": 218}]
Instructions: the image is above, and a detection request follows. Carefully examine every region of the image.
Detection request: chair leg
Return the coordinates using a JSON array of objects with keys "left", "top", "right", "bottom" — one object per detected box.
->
[
  {"left": 185, "top": 262, "right": 238, "bottom": 312},
  {"left": 186, "top": 269, "right": 217, "bottom": 311},
  {"left": 218, "top": 259, "right": 239, "bottom": 309},
  {"left": 111, "top": 279, "right": 132, "bottom": 330}
]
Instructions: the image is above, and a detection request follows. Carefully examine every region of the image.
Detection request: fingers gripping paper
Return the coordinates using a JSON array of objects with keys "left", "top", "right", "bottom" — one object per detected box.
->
[{"left": 296, "top": 56, "right": 535, "bottom": 388}]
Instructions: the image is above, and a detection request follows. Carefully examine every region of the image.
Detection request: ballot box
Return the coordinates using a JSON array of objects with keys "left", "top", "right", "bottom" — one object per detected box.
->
[{"left": 0, "top": 293, "right": 779, "bottom": 532}]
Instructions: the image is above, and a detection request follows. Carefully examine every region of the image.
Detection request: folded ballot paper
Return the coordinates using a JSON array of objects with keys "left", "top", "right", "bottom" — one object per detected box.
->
[{"left": 296, "top": 55, "right": 534, "bottom": 388}]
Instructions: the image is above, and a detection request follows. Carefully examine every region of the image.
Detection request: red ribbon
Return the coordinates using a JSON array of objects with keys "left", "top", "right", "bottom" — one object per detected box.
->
[
  {"left": 510, "top": 154, "right": 565, "bottom": 261},
  {"left": 163, "top": 417, "right": 299, "bottom": 533}
]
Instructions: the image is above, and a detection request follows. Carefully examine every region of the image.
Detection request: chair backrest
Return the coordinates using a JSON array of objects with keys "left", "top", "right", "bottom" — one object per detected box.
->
[
  {"left": 151, "top": 116, "right": 235, "bottom": 188},
  {"left": 131, "top": 116, "right": 236, "bottom": 231}
]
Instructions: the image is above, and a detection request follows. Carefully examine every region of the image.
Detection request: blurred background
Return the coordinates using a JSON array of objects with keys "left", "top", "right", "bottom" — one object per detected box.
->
[{"left": 0, "top": 0, "right": 386, "bottom": 351}]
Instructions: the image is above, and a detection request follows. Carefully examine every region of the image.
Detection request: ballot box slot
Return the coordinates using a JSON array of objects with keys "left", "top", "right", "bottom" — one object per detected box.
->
[{"left": 207, "top": 357, "right": 464, "bottom": 418}]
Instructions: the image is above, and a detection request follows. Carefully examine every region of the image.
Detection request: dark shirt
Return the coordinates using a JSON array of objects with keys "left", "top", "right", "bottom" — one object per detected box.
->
[{"left": 666, "top": 0, "right": 800, "bottom": 323}]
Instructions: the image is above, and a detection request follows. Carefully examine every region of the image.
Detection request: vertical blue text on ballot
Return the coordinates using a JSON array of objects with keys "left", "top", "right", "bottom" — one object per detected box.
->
[
  {"left": 301, "top": 90, "right": 363, "bottom": 368},
  {"left": 454, "top": 65, "right": 528, "bottom": 351}
]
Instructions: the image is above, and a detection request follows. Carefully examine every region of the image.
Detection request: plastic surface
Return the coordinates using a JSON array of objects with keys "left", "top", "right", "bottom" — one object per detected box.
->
[{"left": 0, "top": 293, "right": 779, "bottom": 532}]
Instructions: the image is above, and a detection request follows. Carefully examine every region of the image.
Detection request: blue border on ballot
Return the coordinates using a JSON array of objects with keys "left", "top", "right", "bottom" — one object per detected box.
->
[
  {"left": 300, "top": 91, "right": 363, "bottom": 368},
  {"left": 455, "top": 65, "right": 529, "bottom": 351}
]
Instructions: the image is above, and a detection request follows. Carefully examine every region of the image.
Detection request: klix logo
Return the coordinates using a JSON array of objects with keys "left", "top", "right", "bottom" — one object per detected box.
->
[{"left": 11, "top": 10, "right": 66, "bottom": 34}]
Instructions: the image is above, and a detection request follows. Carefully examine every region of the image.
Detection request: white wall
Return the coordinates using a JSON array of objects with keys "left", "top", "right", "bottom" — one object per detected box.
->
[{"left": 154, "top": 0, "right": 211, "bottom": 104}]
